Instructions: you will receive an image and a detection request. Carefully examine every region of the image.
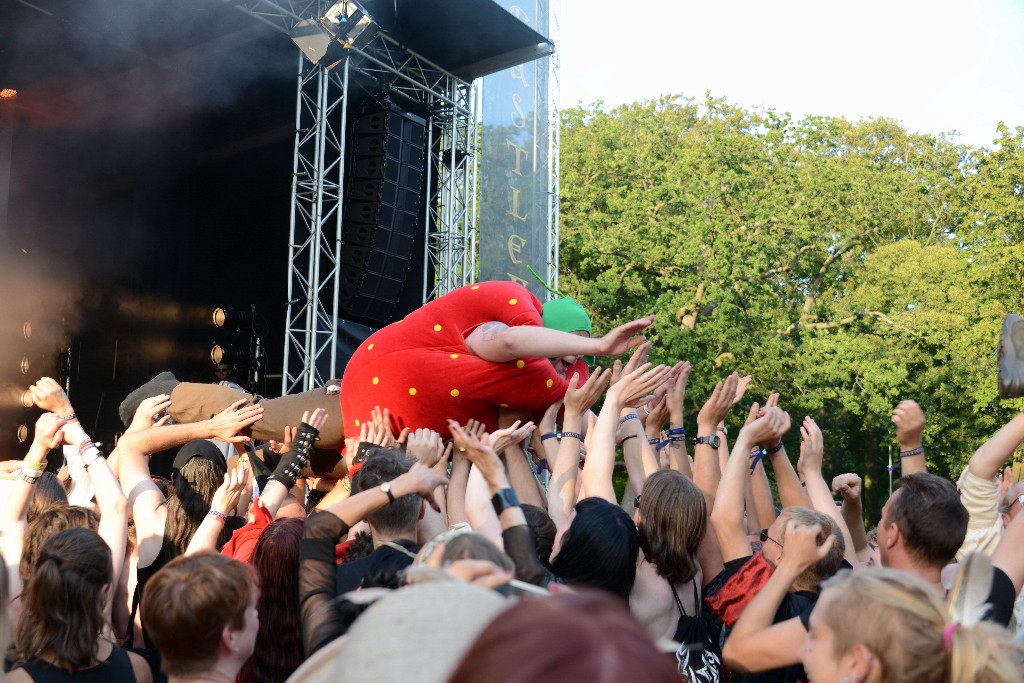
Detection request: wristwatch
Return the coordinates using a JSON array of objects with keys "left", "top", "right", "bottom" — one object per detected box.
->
[
  {"left": 491, "top": 487, "right": 521, "bottom": 516},
  {"left": 692, "top": 434, "right": 721, "bottom": 449},
  {"left": 379, "top": 482, "right": 395, "bottom": 504}
]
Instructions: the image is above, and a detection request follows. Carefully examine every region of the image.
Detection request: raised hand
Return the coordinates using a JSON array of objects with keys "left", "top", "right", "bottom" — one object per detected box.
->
[
  {"left": 611, "top": 341, "right": 652, "bottom": 386},
  {"left": 405, "top": 428, "right": 447, "bottom": 467},
  {"left": 797, "top": 416, "right": 824, "bottom": 478},
  {"left": 31, "top": 413, "right": 65, "bottom": 455},
  {"left": 777, "top": 520, "right": 834, "bottom": 573},
  {"left": 739, "top": 405, "right": 791, "bottom": 448},
  {"left": 448, "top": 420, "right": 507, "bottom": 488},
  {"left": 370, "top": 406, "right": 398, "bottom": 447},
  {"left": 891, "top": 400, "right": 924, "bottom": 448},
  {"left": 666, "top": 361, "right": 692, "bottom": 421},
  {"left": 594, "top": 316, "right": 655, "bottom": 357},
  {"left": 400, "top": 462, "right": 449, "bottom": 511},
  {"left": 696, "top": 372, "right": 739, "bottom": 430},
  {"left": 564, "top": 368, "right": 611, "bottom": 416},
  {"left": 608, "top": 363, "right": 671, "bottom": 408},
  {"left": 211, "top": 465, "right": 249, "bottom": 517},
  {"left": 207, "top": 399, "right": 264, "bottom": 443},
  {"left": 489, "top": 420, "right": 536, "bottom": 455},
  {"left": 28, "top": 377, "right": 73, "bottom": 415},
  {"left": 270, "top": 424, "right": 297, "bottom": 455},
  {"left": 128, "top": 394, "right": 172, "bottom": 434},
  {"left": 831, "top": 472, "right": 863, "bottom": 503}
]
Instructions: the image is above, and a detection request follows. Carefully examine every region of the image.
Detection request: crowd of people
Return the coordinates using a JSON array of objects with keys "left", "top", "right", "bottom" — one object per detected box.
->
[{"left": 1, "top": 280, "right": 1023, "bottom": 683}]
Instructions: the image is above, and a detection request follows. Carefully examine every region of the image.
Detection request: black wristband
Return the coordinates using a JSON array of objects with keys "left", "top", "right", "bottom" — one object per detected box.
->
[
  {"left": 491, "top": 488, "right": 521, "bottom": 516},
  {"left": 621, "top": 434, "right": 638, "bottom": 444},
  {"left": 540, "top": 432, "right": 557, "bottom": 442},
  {"left": 765, "top": 441, "right": 785, "bottom": 455}
]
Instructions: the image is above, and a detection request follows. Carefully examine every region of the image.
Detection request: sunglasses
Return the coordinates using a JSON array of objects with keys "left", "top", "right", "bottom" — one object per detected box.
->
[{"left": 759, "top": 528, "right": 784, "bottom": 548}]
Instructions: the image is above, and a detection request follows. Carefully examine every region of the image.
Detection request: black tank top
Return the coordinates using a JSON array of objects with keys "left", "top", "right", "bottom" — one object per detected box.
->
[{"left": 16, "top": 646, "right": 136, "bottom": 683}]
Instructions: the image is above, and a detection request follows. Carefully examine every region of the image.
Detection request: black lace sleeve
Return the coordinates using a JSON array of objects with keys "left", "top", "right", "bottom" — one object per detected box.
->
[
  {"left": 501, "top": 523, "right": 550, "bottom": 586},
  {"left": 299, "top": 510, "right": 350, "bottom": 656}
]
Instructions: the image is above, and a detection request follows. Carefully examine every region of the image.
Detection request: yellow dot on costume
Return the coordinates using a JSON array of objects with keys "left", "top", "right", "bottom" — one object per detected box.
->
[
  {"left": 433, "top": 324, "right": 442, "bottom": 332},
  {"left": 354, "top": 419, "right": 360, "bottom": 427},
  {"left": 372, "top": 377, "right": 379, "bottom": 385},
  {"left": 471, "top": 285, "right": 480, "bottom": 290},
  {"left": 546, "top": 379, "right": 554, "bottom": 388},
  {"left": 450, "top": 353, "right": 459, "bottom": 359},
  {"left": 516, "top": 360, "right": 525, "bottom": 369},
  {"left": 368, "top": 343, "right": 374, "bottom": 350},
  {"left": 450, "top": 389, "right": 460, "bottom": 397},
  {"left": 409, "top": 387, "right": 417, "bottom": 396}
]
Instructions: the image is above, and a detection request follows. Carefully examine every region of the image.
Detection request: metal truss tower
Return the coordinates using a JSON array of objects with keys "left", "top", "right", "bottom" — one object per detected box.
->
[
  {"left": 222, "top": 1, "right": 477, "bottom": 395},
  {"left": 546, "top": 0, "right": 561, "bottom": 295}
]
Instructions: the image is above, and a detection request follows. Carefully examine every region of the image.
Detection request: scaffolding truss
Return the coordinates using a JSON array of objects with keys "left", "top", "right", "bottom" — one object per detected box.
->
[{"left": 223, "top": 0, "right": 477, "bottom": 394}]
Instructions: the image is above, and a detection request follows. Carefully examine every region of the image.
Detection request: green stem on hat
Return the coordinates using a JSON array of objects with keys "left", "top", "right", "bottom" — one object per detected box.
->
[{"left": 526, "top": 265, "right": 567, "bottom": 299}]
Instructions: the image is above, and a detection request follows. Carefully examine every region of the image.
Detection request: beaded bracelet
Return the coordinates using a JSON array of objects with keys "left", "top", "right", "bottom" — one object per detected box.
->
[{"left": 207, "top": 510, "right": 227, "bottom": 524}]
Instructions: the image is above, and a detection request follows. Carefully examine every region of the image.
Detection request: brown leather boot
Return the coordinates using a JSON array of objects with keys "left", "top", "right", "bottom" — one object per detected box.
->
[{"left": 998, "top": 314, "right": 1024, "bottom": 399}]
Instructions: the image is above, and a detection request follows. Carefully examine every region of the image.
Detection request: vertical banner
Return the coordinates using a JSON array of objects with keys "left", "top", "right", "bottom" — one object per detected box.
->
[{"left": 479, "top": 1, "right": 550, "bottom": 297}]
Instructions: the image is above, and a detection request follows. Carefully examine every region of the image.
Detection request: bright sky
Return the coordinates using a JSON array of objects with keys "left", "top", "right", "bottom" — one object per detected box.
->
[{"left": 556, "top": 0, "right": 1024, "bottom": 149}]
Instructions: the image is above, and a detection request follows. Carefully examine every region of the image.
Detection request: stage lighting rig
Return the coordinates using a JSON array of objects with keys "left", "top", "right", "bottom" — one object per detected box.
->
[
  {"left": 212, "top": 306, "right": 255, "bottom": 330},
  {"left": 289, "top": 0, "right": 378, "bottom": 68}
]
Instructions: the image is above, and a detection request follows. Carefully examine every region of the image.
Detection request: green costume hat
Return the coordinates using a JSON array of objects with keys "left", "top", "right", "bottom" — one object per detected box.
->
[{"left": 530, "top": 266, "right": 595, "bottom": 366}]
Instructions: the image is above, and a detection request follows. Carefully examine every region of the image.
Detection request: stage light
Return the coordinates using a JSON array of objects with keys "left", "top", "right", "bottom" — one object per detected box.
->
[
  {"left": 20, "top": 357, "right": 29, "bottom": 374},
  {"left": 17, "top": 425, "right": 28, "bottom": 442},
  {"left": 212, "top": 307, "right": 253, "bottom": 329},
  {"left": 22, "top": 322, "right": 31, "bottom": 339},
  {"left": 210, "top": 344, "right": 253, "bottom": 365},
  {"left": 0, "top": 89, "right": 16, "bottom": 100},
  {"left": 20, "top": 390, "right": 33, "bottom": 408},
  {"left": 290, "top": 0, "right": 377, "bottom": 67}
]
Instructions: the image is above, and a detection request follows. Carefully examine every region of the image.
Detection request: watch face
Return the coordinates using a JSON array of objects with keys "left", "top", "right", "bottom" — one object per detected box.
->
[{"left": 708, "top": 434, "right": 721, "bottom": 449}]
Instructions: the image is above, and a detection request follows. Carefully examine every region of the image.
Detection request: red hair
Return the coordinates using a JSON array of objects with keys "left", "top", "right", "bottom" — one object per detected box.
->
[
  {"left": 239, "top": 517, "right": 305, "bottom": 683},
  {"left": 449, "top": 590, "right": 678, "bottom": 683}
]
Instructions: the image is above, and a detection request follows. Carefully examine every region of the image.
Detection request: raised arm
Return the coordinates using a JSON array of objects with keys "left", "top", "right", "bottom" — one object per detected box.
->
[
  {"left": 711, "top": 406, "right": 790, "bottom": 562},
  {"left": 299, "top": 462, "right": 447, "bottom": 655},
  {"left": 184, "top": 466, "right": 248, "bottom": 555},
  {"left": 891, "top": 400, "right": 926, "bottom": 475},
  {"left": 722, "top": 521, "right": 831, "bottom": 673},
  {"left": 464, "top": 315, "right": 654, "bottom": 363},
  {"left": 693, "top": 373, "right": 739, "bottom": 501},
  {"left": 968, "top": 411, "right": 1024, "bottom": 479},
  {"left": 1, "top": 413, "right": 64, "bottom": 603},
  {"left": 832, "top": 473, "right": 871, "bottom": 564},
  {"left": 583, "top": 363, "right": 670, "bottom": 504},
  {"left": 548, "top": 369, "right": 610, "bottom": 531},
  {"left": 796, "top": 416, "right": 857, "bottom": 566},
  {"left": 259, "top": 410, "right": 324, "bottom": 518}
]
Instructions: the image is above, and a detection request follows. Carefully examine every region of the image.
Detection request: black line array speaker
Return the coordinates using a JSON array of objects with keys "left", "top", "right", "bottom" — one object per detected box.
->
[{"left": 341, "top": 104, "right": 427, "bottom": 325}]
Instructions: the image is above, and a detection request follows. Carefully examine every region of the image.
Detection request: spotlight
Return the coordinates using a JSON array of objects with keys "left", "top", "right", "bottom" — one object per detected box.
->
[
  {"left": 321, "top": 0, "right": 376, "bottom": 47},
  {"left": 290, "top": 0, "right": 377, "bottom": 67},
  {"left": 20, "top": 390, "right": 33, "bottom": 408},
  {"left": 20, "top": 356, "right": 29, "bottom": 374},
  {"left": 17, "top": 424, "right": 28, "bottom": 442},
  {"left": 210, "top": 344, "right": 253, "bottom": 365},
  {"left": 212, "top": 307, "right": 253, "bottom": 329},
  {"left": 22, "top": 322, "right": 31, "bottom": 339},
  {"left": 0, "top": 89, "right": 16, "bottom": 100}
]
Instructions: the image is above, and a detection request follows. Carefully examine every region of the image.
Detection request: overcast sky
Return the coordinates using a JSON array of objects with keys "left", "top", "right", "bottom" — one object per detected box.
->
[{"left": 555, "top": 0, "right": 1024, "bottom": 149}]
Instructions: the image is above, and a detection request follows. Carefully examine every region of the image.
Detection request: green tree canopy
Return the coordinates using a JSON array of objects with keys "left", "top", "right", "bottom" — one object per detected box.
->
[{"left": 559, "top": 95, "right": 1024, "bottom": 516}]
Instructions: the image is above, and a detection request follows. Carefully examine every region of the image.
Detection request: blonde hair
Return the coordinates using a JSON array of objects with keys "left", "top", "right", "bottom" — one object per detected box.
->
[
  {"left": 777, "top": 506, "right": 845, "bottom": 589},
  {"left": 820, "top": 568, "right": 1022, "bottom": 683}
]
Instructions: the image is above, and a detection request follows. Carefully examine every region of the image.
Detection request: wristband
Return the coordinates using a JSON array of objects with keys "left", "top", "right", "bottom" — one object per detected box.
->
[
  {"left": 207, "top": 510, "right": 227, "bottom": 524},
  {"left": 491, "top": 487, "right": 520, "bottom": 516},
  {"left": 666, "top": 427, "right": 686, "bottom": 437},
  {"left": 18, "top": 469, "right": 40, "bottom": 485},
  {"left": 540, "top": 432, "right": 557, "bottom": 442},
  {"left": 558, "top": 431, "right": 582, "bottom": 441},
  {"left": 61, "top": 413, "right": 77, "bottom": 423},
  {"left": 749, "top": 448, "right": 765, "bottom": 474},
  {"left": 619, "top": 414, "right": 640, "bottom": 425},
  {"left": 78, "top": 440, "right": 99, "bottom": 457},
  {"left": 23, "top": 459, "right": 46, "bottom": 473},
  {"left": 82, "top": 451, "right": 103, "bottom": 471},
  {"left": 765, "top": 441, "right": 785, "bottom": 455},
  {"left": 899, "top": 446, "right": 924, "bottom": 458},
  {"left": 536, "top": 458, "right": 548, "bottom": 472},
  {"left": 620, "top": 434, "right": 638, "bottom": 445}
]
